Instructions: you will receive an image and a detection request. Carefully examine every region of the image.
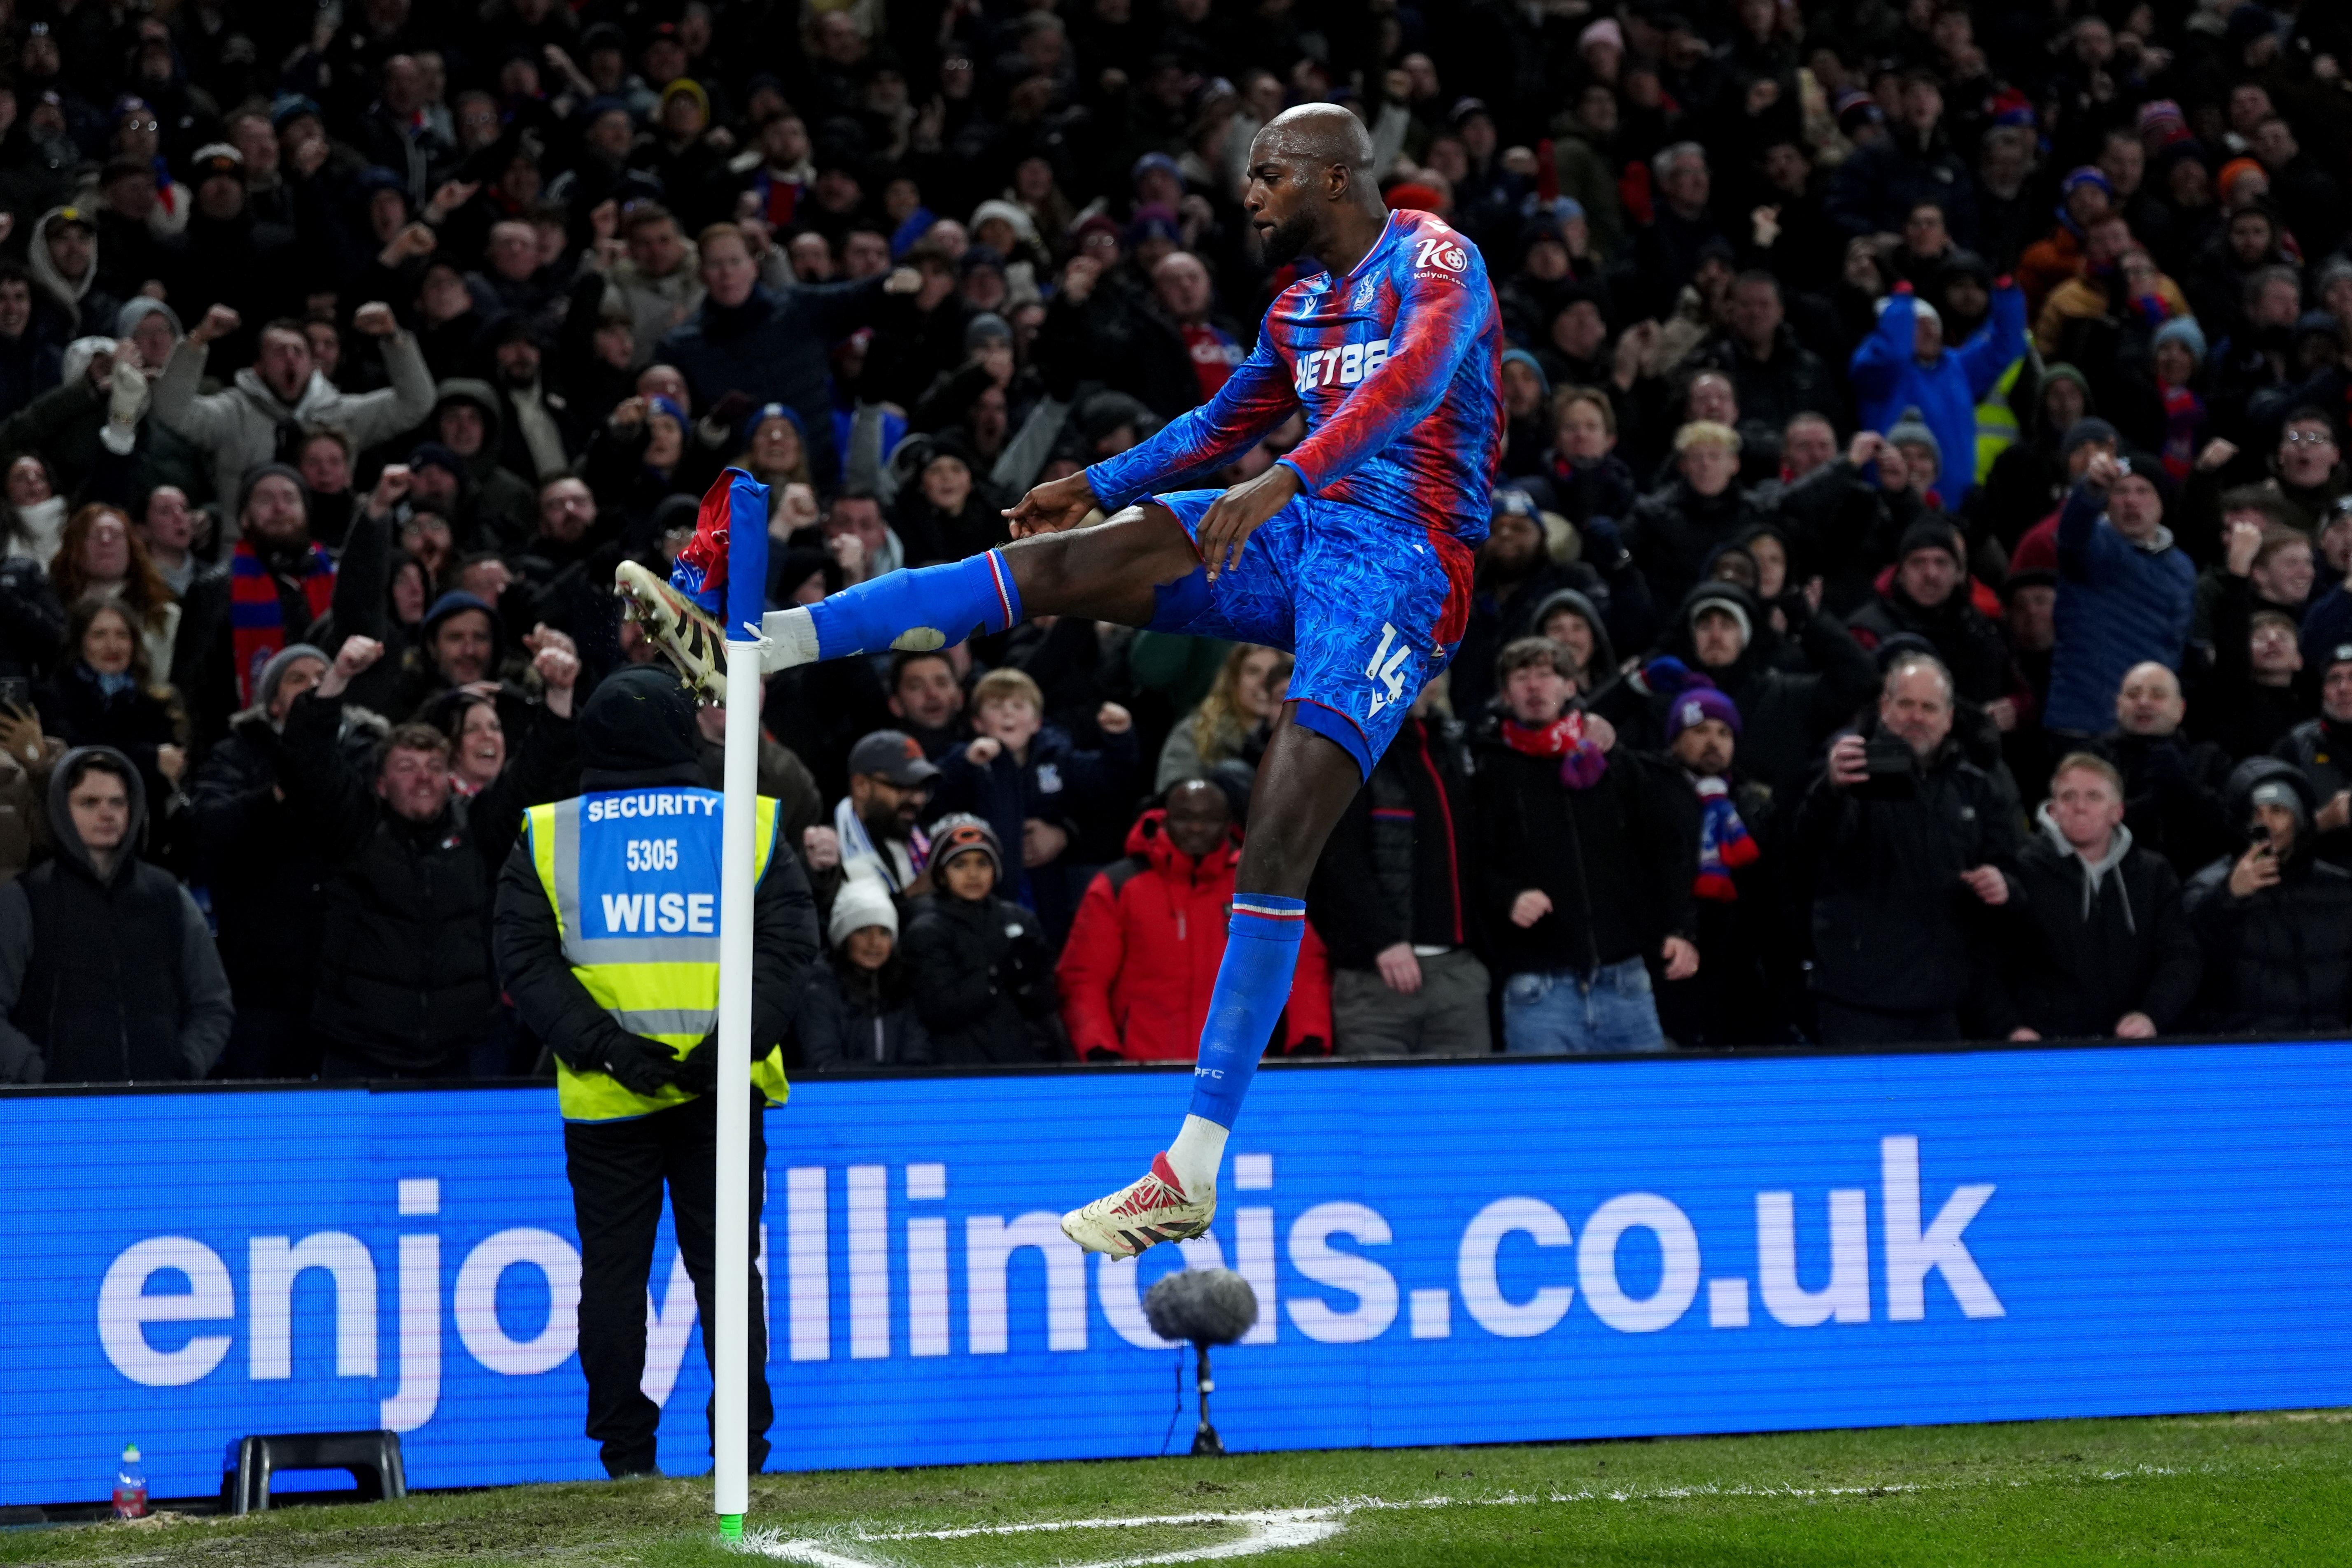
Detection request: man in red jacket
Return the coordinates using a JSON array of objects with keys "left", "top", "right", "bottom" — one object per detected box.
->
[{"left": 1058, "top": 782, "right": 1332, "bottom": 1062}]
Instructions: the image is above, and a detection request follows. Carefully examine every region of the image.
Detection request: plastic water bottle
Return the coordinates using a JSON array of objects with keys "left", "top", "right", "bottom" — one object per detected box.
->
[{"left": 111, "top": 1444, "right": 147, "bottom": 1520}]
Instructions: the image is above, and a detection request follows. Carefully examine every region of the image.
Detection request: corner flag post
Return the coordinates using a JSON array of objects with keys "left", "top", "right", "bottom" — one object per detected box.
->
[{"left": 713, "top": 470, "right": 768, "bottom": 1539}]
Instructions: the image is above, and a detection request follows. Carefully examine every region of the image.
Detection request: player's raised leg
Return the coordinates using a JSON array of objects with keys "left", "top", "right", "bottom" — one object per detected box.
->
[
  {"left": 615, "top": 479, "right": 1194, "bottom": 699},
  {"left": 1059, "top": 714, "right": 1365, "bottom": 1258}
]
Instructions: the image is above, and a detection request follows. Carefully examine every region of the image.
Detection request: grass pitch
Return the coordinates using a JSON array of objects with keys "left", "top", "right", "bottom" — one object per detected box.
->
[{"left": 4, "top": 1410, "right": 2345, "bottom": 1567}]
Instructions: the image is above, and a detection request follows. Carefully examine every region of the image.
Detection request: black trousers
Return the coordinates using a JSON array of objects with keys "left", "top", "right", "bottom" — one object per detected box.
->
[{"left": 564, "top": 1093, "right": 773, "bottom": 1477}]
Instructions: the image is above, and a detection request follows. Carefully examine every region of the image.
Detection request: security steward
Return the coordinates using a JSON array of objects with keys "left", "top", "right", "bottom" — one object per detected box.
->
[{"left": 493, "top": 666, "right": 817, "bottom": 1479}]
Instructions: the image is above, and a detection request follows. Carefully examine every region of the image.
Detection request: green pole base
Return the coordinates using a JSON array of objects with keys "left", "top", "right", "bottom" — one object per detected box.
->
[{"left": 719, "top": 1513, "right": 744, "bottom": 1542}]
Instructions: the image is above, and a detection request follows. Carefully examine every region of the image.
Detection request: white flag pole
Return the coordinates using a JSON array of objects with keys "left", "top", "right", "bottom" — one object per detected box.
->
[{"left": 713, "top": 474, "right": 767, "bottom": 1542}]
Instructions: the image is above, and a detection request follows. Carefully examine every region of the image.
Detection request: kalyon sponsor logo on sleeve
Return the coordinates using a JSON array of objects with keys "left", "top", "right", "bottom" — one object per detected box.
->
[{"left": 4, "top": 1044, "right": 2350, "bottom": 1502}]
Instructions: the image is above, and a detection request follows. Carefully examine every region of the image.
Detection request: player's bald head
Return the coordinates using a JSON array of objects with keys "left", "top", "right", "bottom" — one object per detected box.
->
[{"left": 1255, "top": 103, "right": 1377, "bottom": 175}]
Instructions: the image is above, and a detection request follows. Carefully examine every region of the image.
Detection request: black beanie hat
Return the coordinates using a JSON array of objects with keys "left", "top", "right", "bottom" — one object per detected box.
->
[
  {"left": 1896, "top": 516, "right": 1965, "bottom": 568},
  {"left": 578, "top": 665, "right": 702, "bottom": 790}
]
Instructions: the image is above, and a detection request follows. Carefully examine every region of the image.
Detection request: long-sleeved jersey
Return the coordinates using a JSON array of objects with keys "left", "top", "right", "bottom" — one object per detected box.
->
[{"left": 1087, "top": 208, "right": 1505, "bottom": 545}]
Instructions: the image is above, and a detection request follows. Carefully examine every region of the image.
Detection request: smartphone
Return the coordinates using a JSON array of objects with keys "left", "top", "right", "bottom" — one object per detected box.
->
[{"left": 0, "top": 676, "right": 28, "bottom": 712}]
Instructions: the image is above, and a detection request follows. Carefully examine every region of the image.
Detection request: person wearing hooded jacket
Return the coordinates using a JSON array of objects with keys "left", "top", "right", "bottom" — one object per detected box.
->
[
  {"left": 1062, "top": 785, "right": 1334, "bottom": 1063},
  {"left": 1849, "top": 277, "right": 2027, "bottom": 509},
  {"left": 494, "top": 662, "right": 814, "bottom": 1479},
  {"left": 1982, "top": 752, "right": 2200, "bottom": 1041},
  {"left": 417, "top": 378, "right": 538, "bottom": 549},
  {"left": 26, "top": 206, "right": 124, "bottom": 339},
  {"left": 150, "top": 298, "right": 434, "bottom": 515},
  {"left": 1527, "top": 583, "right": 1620, "bottom": 699},
  {"left": 1595, "top": 580, "right": 1877, "bottom": 821},
  {"left": 0, "top": 745, "right": 231, "bottom": 1083},
  {"left": 2182, "top": 757, "right": 2352, "bottom": 1034}
]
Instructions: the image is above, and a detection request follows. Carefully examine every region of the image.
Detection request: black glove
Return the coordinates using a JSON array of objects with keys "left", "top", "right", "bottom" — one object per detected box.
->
[
  {"left": 603, "top": 1033, "right": 682, "bottom": 1097},
  {"left": 673, "top": 1032, "right": 719, "bottom": 1096}
]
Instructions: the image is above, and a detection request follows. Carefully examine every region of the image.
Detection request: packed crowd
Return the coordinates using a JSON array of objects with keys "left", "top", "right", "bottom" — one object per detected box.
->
[{"left": 3, "top": 0, "right": 2352, "bottom": 1085}]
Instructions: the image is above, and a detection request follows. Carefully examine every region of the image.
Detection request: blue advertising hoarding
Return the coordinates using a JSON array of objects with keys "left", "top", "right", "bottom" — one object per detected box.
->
[{"left": 2, "top": 1042, "right": 2347, "bottom": 1505}]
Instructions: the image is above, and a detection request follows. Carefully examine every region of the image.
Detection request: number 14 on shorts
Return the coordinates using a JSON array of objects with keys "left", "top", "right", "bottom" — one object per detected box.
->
[{"left": 1364, "top": 623, "right": 1414, "bottom": 718}]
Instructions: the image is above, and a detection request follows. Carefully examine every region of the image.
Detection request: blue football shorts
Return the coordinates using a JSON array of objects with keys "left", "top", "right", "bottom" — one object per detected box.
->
[{"left": 1142, "top": 489, "right": 1474, "bottom": 778}]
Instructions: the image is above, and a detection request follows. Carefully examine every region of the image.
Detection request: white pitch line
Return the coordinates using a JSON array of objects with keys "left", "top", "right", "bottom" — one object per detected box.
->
[
  {"left": 743, "top": 1508, "right": 1343, "bottom": 1567},
  {"left": 738, "top": 1467, "right": 2188, "bottom": 1567}
]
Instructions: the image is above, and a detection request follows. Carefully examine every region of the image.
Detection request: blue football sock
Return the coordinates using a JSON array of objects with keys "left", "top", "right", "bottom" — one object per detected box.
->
[
  {"left": 806, "top": 549, "right": 1023, "bottom": 658},
  {"left": 1186, "top": 895, "right": 1306, "bottom": 1129}
]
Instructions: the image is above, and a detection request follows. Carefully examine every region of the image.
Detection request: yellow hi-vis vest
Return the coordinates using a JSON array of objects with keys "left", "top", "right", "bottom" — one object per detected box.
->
[
  {"left": 1975, "top": 354, "right": 2025, "bottom": 486},
  {"left": 523, "top": 785, "right": 791, "bottom": 1121}
]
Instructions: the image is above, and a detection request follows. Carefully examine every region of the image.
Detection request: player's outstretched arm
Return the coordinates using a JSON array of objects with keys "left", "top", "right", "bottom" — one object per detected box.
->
[{"left": 1004, "top": 470, "right": 1101, "bottom": 537}]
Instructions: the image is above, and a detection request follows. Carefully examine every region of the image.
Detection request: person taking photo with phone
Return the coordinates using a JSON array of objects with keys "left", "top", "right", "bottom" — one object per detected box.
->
[
  {"left": 1798, "top": 650, "right": 2021, "bottom": 1047},
  {"left": 2181, "top": 759, "right": 2352, "bottom": 1034}
]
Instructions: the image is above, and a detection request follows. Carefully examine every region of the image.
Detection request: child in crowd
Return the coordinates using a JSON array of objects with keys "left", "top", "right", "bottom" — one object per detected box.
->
[
  {"left": 930, "top": 667, "right": 1137, "bottom": 945},
  {"left": 901, "top": 814, "right": 1063, "bottom": 1064},
  {"left": 798, "top": 873, "right": 931, "bottom": 1069}
]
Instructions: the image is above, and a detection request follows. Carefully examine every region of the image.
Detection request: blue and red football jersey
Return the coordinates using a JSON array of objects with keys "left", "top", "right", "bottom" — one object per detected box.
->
[{"left": 1086, "top": 208, "right": 1505, "bottom": 545}]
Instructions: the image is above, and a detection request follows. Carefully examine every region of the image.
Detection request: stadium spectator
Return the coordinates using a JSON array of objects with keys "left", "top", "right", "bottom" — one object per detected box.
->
[
  {"left": 2183, "top": 760, "right": 2352, "bottom": 1034},
  {"left": 1597, "top": 580, "right": 1876, "bottom": 815},
  {"left": 1627, "top": 421, "right": 1778, "bottom": 613},
  {"left": 186, "top": 643, "right": 361, "bottom": 1080},
  {"left": 1844, "top": 516, "right": 2011, "bottom": 706},
  {"left": 0, "top": 746, "right": 230, "bottom": 1083},
  {"left": 1683, "top": 272, "right": 1842, "bottom": 464},
  {"left": 804, "top": 729, "right": 939, "bottom": 918},
  {"left": 884, "top": 649, "right": 970, "bottom": 760},
  {"left": 0, "top": 700, "right": 58, "bottom": 883},
  {"left": 1984, "top": 753, "right": 2200, "bottom": 1041},
  {"left": 1829, "top": 71, "right": 1979, "bottom": 251},
  {"left": 657, "top": 222, "right": 908, "bottom": 484},
  {"left": 2091, "top": 661, "right": 2234, "bottom": 879},
  {"left": 2045, "top": 453, "right": 2196, "bottom": 740},
  {"left": 1306, "top": 688, "right": 1485, "bottom": 1056},
  {"left": 692, "top": 681, "right": 823, "bottom": 848},
  {"left": 2268, "top": 643, "right": 2352, "bottom": 870},
  {"left": 150, "top": 301, "right": 433, "bottom": 514},
  {"left": 44, "top": 504, "right": 179, "bottom": 683},
  {"left": 928, "top": 668, "right": 1135, "bottom": 944},
  {"left": 284, "top": 634, "right": 574, "bottom": 1079},
  {"left": 1656, "top": 676, "right": 1792, "bottom": 1048},
  {"left": 1157, "top": 644, "right": 1288, "bottom": 792},
  {"left": 1062, "top": 781, "right": 1332, "bottom": 1062},
  {"left": 799, "top": 874, "right": 931, "bottom": 1069},
  {"left": 172, "top": 464, "right": 338, "bottom": 747},
  {"left": 33, "top": 597, "right": 186, "bottom": 835},
  {"left": 902, "top": 813, "right": 1061, "bottom": 1065},
  {"left": 1528, "top": 586, "right": 1619, "bottom": 700},
  {"left": 1799, "top": 653, "right": 2021, "bottom": 1046},
  {"left": 1454, "top": 490, "right": 1583, "bottom": 723},
  {"left": 1848, "top": 276, "right": 2026, "bottom": 508},
  {"left": 1473, "top": 638, "right": 1697, "bottom": 1055}
]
